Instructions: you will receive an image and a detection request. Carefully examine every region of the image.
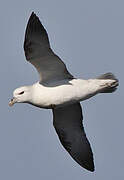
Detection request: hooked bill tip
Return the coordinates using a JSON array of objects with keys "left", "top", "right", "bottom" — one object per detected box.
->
[{"left": 9, "top": 99, "right": 15, "bottom": 107}]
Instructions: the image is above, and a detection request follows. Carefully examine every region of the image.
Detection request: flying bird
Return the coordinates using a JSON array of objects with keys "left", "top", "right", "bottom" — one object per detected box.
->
[{"left": 9, "top": 12, "right": 119, "bottom": 172}]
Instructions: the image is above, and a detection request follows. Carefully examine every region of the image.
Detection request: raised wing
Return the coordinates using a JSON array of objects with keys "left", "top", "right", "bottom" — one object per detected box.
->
[
  {"left": 52, "top": 103, "right": 94, "bottom": 171},
  {"left": 24, "top": 12, "right": 73, "bottom": 83}
]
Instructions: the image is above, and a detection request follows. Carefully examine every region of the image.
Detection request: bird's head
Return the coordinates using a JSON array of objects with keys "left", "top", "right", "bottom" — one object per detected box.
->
[{"left": 9, "top": 86, "right": 31, "bottom": 106}]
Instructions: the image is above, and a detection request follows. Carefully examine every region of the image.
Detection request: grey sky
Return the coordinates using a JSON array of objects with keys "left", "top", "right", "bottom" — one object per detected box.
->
[{"left": 0, "top": 0, "right": 123, "bottom": 179}]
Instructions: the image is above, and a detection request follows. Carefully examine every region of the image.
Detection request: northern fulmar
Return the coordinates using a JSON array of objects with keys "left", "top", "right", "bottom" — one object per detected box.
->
[{"left": 9, "top": 12, "right": 119, "bottom": 172}]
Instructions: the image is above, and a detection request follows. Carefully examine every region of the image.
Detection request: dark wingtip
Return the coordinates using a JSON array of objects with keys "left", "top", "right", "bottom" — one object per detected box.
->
[
  {"left": 88, "top": 165, "right": 95, "bottom": 172},
  {"left": 27, "top": 12, "right": 43, "bottom": 29},
  {"left": 87, "top": 163, "right": 95, "bottom": 172},
  {"left": 82, "top": 161, "right": 95, "bottom": 172},
  {"left": 73, "top": 152, "right": 95, "bottom": 172},
  {"left": 30, "top": 11, "right": 35, "bottom": 17},
  {"left": 29, "top": 11, "right": 37, "bottom": 21}
]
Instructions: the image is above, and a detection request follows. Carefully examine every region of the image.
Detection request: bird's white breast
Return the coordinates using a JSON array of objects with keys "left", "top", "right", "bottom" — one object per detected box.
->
[{"left": 30, "top": 78, "right": 101, "bottom": 108}]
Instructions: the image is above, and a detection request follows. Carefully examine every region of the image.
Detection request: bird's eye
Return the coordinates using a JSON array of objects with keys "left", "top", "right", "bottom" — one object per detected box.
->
[{"left": 19, "top": 91, "right": 24, "bottom": 95}]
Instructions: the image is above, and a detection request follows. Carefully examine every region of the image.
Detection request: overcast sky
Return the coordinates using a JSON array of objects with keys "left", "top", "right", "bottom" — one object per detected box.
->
[{"left": 0, "top": 0, "right": 123, "bottom": 179}]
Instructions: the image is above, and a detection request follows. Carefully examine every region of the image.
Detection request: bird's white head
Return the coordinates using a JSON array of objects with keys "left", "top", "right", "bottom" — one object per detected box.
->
[{"left": 9, "top": 86, "right": 31, "bottom": 106}]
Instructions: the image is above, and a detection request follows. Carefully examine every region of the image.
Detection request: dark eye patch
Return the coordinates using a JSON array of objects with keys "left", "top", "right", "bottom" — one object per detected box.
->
[{"left": 19, "top": 91, "right": 24, "bottom": 95}]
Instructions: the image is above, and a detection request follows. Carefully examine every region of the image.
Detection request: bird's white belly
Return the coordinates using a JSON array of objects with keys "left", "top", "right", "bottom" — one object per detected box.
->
[{"left": 31, "top": 79, "right": 100, "bottom": 108}]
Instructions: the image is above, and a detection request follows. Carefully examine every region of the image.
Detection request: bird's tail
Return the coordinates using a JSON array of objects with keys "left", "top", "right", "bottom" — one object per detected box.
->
[{"left": 97, "top": 72, "right": 119, "bottom": 93}]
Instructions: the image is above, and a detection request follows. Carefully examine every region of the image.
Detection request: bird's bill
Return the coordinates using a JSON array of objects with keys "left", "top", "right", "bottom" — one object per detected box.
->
[{"left": 9, "top": 98, "right": 16, "bottom": 106}]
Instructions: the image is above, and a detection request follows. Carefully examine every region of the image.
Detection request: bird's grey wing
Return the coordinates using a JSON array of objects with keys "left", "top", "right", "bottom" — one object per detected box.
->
[
  {"left": 52, "top": 103, "right": 94, "bottom": 172},
  {"left": 24, "top": 12, "right": 73, "bottom": 83}
]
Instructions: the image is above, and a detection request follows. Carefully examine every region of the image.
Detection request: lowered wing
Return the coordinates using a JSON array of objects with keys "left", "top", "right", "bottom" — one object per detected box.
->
[{"left": 52, "top": 103, "right": 94, "bottom": 171}]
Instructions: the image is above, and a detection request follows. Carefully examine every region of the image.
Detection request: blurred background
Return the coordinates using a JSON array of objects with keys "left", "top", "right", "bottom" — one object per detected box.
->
[{"left": 0, "top": 0, "right": 123, "bottom": 179}]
